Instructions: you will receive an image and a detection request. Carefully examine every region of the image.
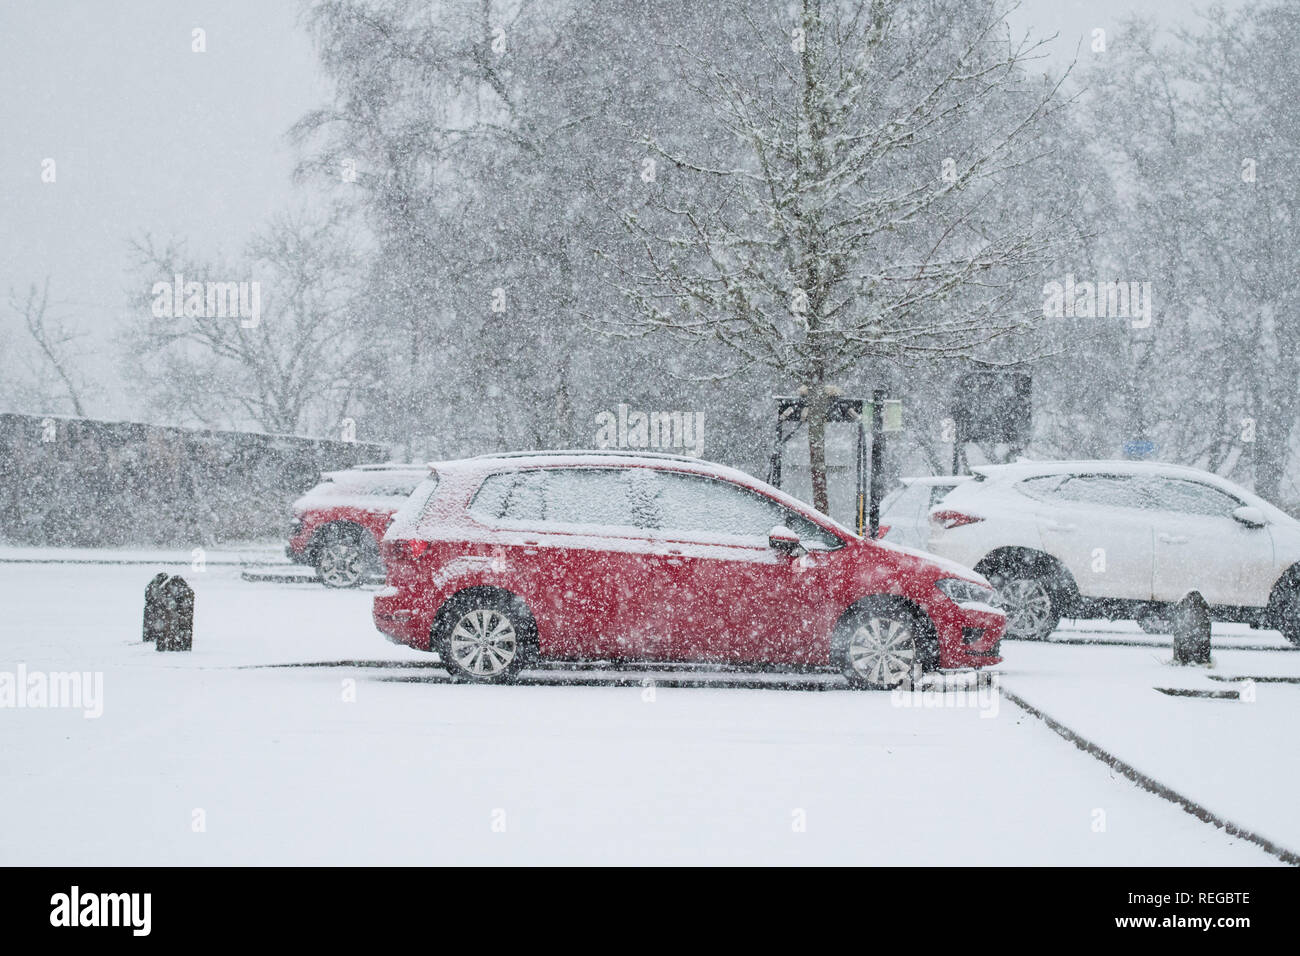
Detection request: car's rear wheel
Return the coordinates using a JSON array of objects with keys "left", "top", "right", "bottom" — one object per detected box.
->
[
  {"left": 314, "top": 529, "right": 367, "bottom": 588},
  {"left": 985, "top": 566, "right": 1061, "bottom": 641},
  {"left": 437, "top": 592, "right": 534, "bottom": 683},
  {"left": 833, "top": 598, "right": 923, "bottom": 690}
]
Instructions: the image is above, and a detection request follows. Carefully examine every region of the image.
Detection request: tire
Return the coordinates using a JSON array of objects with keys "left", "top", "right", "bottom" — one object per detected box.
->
[
  {"left": 436, "top": 592, "right": 535, "bottom": 684},
  {"left": 985, "top": 561, "right": 1062, "bottom": 641},
  {"left": 1270, "top": 584, "right": 1300, "bottom": 647},
  {"left": 833, "top": 597, "right": 925, "bottom": 690},
  {"left": 314, "top": 527, "right": 367, "bottom": 588}
]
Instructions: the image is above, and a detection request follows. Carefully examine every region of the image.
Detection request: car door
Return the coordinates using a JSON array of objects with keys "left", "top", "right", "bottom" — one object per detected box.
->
[
  {"left": 641, "top": 470, "right": 844, "bottom": 665},
  {"left": 1032, "top": 474, "right": 1155, "bottom": 601},
  {"left": 469, "top": 467, "right": 661, "bottom": 659},
  {"left": 1138, "top": 476, "right": 1274, "bottom": 607}
]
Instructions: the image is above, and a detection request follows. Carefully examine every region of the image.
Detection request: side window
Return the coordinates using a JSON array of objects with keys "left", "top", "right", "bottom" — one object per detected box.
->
[
  {"left": 652, "top": 471, "right": 841, "bottom": 548},
  {"left": 1016, "top": 475, "right": 1067, "bottom": 500},
  {"left": 542, "top": 469, "right": 635, "bottom": 528},
  {"left": 470, "top": 471, "right": 548, "bottom": 523},
  {"left": 1140, "top": 478, "right": 1241, "bottom": 518},
  {"left": 1051, "top": 475, "right": 1148, "bottom": 509},
  {"left": 470, "top": 468, "right": 639, "bottom": 530}
]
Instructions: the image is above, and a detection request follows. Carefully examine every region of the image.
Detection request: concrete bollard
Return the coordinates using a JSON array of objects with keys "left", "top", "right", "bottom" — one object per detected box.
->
[
  {"left": 142, "top": 572, "right": 169, "bottom": 643},
  {"left": 145, "top": 574, "right": 195, "bottom": 651},
  {"left": 1171, "top": 593, "right": 1211, "bottom": 665}
]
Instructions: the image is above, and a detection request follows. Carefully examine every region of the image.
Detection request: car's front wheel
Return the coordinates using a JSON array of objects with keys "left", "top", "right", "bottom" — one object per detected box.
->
[
  {"left": 833, "top": 598, "right": 923, "bottom": 690},
  {"left": 985, "top": 565, "right": 1061, "bottom": 641},
  {"left": 437, "top": 592, "right": 535, "bottom": 683}
]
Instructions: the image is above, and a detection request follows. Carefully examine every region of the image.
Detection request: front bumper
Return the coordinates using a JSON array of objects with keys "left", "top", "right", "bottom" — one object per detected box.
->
[{"left": 931, "top": 602, "right": 1005, "bottom": 668}]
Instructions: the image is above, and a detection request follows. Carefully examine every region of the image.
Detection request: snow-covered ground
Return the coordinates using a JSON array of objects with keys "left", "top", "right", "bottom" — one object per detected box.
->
[{"left": 1, "top": 551, "right": 1295, "bottom": 865}]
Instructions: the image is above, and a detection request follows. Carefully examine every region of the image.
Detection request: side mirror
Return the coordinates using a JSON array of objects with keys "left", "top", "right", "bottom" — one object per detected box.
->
[
  {"left": 768, "top": 525, "right": 803, "bottom": 553},
  {"left": 1233, "top": 505, "right": 1266, "bottom": 529}
]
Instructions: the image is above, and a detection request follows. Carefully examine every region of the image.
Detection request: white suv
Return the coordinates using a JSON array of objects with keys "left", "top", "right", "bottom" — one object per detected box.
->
[
  {"left": 878, "top": 476, "right": 969, "bottom": 550},
  {"left": 926, "top": 460, "right": 1300, "bottom": 643}
]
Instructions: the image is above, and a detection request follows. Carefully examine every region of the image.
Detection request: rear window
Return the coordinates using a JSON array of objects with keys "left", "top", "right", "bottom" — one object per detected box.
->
[
  {"left": 388, "top": 475, "right": 441, "bottom": 530},
  {"left": 929, "top": 484, "right": 958, "bottom": 507}
]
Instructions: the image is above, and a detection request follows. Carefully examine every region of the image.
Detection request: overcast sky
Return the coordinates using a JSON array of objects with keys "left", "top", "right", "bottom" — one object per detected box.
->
[{"left": 0, "top": 0, "right": 1240, "bottom": 419}]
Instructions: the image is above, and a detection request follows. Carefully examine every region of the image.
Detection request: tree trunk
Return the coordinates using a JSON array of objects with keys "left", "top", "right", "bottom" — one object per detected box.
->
[{"left": 806, "top": 375, "right": 830, "bottom": 515}]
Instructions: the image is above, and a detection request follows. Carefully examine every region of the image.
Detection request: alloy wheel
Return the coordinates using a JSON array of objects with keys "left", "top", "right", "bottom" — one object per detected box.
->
[
  {"left": 318, "top": 540, "right": 363, "bottom": 588},
  {"left": 845, "top": 615, "right": 916, "bottom": 687},
  {"left": 448, "top": 609, "right": 518, "bottom": 678},
  {"left": 994, "top": 576, "right": 1054, "bottom": 640}
]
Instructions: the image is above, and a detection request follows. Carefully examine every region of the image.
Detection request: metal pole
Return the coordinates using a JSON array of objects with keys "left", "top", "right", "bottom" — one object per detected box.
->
[
  {"left": 856, "top": 417, "right": 866, "bottom": 536},
  {"left": 869, "top": 388, "right": 885, "bottom": 538},
  {"left": 769, "top": 407, "right": 783, "bottom": 488}
]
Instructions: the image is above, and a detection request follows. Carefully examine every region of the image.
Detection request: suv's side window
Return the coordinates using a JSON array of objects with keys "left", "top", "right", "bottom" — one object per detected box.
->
[
  {"left": 542, "top": 469, "right": 636, "bottom": 528},
  {"left": 1049, "top": 475, "right": 1148, "bottom": 509},
  {"left": 1139, "top": 477, "right": 1241, "bottom": 518},
  {"left": 471, "top": 471, "right": 549, "bottom": 523},
  {"left": 470, "top": 468, "right": 638, "bottom": 530},
  {"left": 650, "top": 471, "right": 841, "bottom": 548}
]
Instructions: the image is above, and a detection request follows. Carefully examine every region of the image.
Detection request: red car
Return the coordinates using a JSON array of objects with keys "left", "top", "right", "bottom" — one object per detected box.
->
[
  {"left": 374, "top": 452, "right": 1005, "bottom": 688},
  {"left": 287, "top": 465, "right": 430, "bottom": 587}
]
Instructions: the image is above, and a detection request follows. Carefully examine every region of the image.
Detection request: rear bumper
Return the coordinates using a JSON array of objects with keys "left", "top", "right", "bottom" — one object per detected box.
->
[{"left": 373, "top": 587, "right": 433, "bottom": 651}]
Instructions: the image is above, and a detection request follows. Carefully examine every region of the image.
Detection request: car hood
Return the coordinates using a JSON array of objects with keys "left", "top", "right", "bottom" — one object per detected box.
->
[{"left": 867, "top": 538, "right": 993, "bottom": 587}]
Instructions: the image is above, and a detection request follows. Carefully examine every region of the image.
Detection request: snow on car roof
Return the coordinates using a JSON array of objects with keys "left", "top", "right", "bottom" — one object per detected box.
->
[
  {"left": 900, "top": 475, "right": 971, "bottom": 486},
  {"left": 348, "top": 462, "right": 432, "bottom": 472},
  {"left": 430, "top": 451, "right": 762, "bottom": 492},
  {"left": 970, "top": 459, "right": 1222, "bottom": 481},
  {"left": 469, "top": 448, "right": 706, "bottom": 464},
  {"left": 320, "top": 466, "right": 429, "bottom": 482}
]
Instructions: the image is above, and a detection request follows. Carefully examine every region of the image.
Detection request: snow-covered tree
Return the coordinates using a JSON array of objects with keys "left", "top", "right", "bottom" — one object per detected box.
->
[
  {"left": 124, "top": 211, "right": 366, "bottom": 436},
  {"left": 603, "top": 0, "right": 1072, "bottom": 512}
]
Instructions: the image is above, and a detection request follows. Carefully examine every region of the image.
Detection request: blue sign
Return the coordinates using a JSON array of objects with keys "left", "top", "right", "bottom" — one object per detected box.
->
[{"left": 1123, "top": 439, "right": 1157, "bottom": 459}]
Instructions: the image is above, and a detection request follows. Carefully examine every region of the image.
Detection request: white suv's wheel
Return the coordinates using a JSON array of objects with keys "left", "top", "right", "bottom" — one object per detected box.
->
[{"left": 987, "top": 568, "right": 1060, "bottom": 641}]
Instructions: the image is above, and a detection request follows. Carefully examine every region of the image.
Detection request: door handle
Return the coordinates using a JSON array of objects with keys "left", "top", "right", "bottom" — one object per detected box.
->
[
  {"left": 1044, "top": 522, "right": 1078, "bottom": 532},
  {"left": 1158, "top": 533, "right": 1189, "bottom": 544}
]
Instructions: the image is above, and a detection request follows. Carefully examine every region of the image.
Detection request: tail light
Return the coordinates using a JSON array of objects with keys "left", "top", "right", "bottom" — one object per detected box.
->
[
  {"left": 381, "top": 538, "right": 429, "bottom": 562},
  {"left": 931, "top": 510, "right": 983, "bottom": 530}
]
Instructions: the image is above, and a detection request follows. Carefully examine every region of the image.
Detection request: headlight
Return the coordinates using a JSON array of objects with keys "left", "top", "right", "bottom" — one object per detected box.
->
[{"left": 935, "top": 577, "right": 996, "bottom": 606}]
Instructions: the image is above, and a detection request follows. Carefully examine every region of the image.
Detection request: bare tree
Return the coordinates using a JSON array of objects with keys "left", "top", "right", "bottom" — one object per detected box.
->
[
  {"left": 1087, "top": 2, "right": 1300, "bottom": 504},
  {"left": 602, "top": 0, "right": 1071, "bottom": 512},
  {"left": 124, "top": 211, "right": 365, "bottom": 436},
  {"left": 7, "top": 278, "right": 88, "bottom": 416}
]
